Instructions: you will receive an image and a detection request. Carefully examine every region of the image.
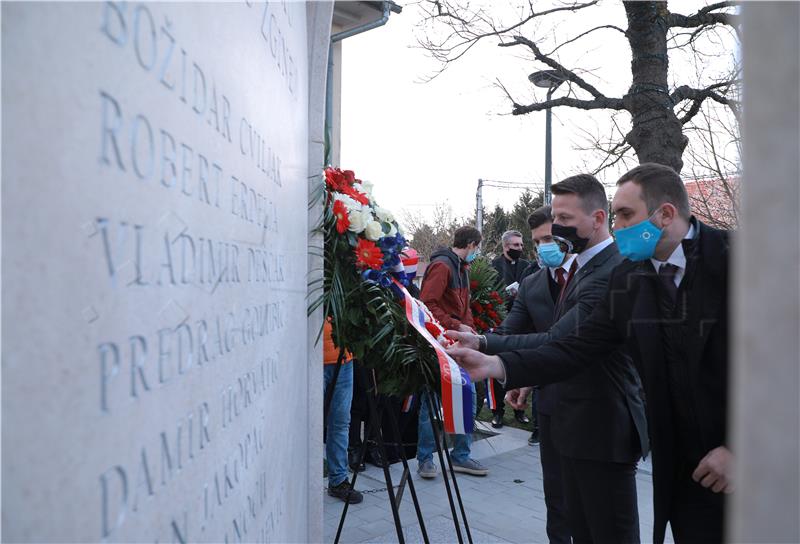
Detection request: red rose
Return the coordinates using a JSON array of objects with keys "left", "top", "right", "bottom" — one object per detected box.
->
[
  {"left": 470, "top": 280, "right": 479, "bottom": 290},
  {"left": 324, "top": 167, "right": 348, "bottom": 192},
  {"left": 488, "top": 310, "right": 498, "bottom": 320},
  {"left": 473, "top": 302, "right": 483, "bottom": 314}
]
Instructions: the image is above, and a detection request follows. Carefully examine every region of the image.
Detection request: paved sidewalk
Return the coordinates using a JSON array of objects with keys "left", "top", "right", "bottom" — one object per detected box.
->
[{"left": 324, "top": 424, "right": 667, "bottom": 543}]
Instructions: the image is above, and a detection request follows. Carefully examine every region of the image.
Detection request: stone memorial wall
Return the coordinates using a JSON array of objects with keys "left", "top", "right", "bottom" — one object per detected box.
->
[{"left": 2, "top": 2, "right": 314, "bottom": 541}]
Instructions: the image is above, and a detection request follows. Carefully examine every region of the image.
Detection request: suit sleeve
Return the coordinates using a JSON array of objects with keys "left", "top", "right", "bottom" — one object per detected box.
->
[
  {"left": 499, "top": 277, "right": 624, "bottom": 389},
  {"left": 420, "top": 262, "right": 460, "bottom": 330},
  {"left": 486, "top": 273, "right": 609, "bottom": 353},
  {"left": 492, "top": 279, "right": 535, "bottom": 336}
]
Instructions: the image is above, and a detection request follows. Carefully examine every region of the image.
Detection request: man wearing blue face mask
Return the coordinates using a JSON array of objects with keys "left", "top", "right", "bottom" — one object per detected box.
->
[
  {"left": 416, "top": 225, "right": 488, "bottom": 479},
  {"left": 448, "top": 163, "right": 732, "bottom": 544}
]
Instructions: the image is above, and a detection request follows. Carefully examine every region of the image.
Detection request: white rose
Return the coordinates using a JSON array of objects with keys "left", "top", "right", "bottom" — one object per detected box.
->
[
  {"left": 348, "top": 210, "right": 368, "bottom": 234},
  {"left": 374, "top": 206, "right": 394, "bottom": 223},
  {"left": 334, "top": 192, "right": 363, "bottom": 213},
  {"left": 361, "top": 180, "right": 375, "bottom": 195},
  {"left": 364, "top": 220, "right": 383, "bottom": 241}
]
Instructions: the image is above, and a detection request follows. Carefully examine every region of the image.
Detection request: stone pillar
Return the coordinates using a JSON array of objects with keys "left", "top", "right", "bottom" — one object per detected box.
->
[
  {"left": 305, "top": 2, "right": 335, "bottom": 541},
  {"left": 729, "top": 3, "right": 800, "bottom": 542}
]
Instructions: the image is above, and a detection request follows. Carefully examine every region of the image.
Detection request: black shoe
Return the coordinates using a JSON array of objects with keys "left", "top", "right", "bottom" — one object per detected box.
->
[
  {"left": 348, "top": 450, "right": 366, "bottom": 472},
  {"left": 491, "top": 412, "right": 504, "bottom": 428},
  {"left": 514, "top": 410, "right": 531, "bottom": 425},
  {"left": 328, "top": 480, "right": 363, "bottom": 504},
  {"left": 528, "top": 430, "right": 540, "bottom": 446},
  {"left": 367, "top": 446, "right": 388, "bottom": 468}
]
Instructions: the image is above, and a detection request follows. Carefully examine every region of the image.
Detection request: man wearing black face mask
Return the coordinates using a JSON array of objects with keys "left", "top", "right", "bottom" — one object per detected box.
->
[
  {"left": 489, "top": 230, "right": 535, "bottom": 428},
  {"left": 491, "top": 230, "right": 534, "bottom": 309},
  {"left": 450, "top": 175, "right": 648, "bottom": 544}
]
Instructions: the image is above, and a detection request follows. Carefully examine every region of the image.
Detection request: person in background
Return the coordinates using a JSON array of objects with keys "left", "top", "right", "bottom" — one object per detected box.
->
[
  {"left": 323, "top": 320, "right": 363, "bottom": 504},
  {"left": 488, "top": 230, "right": 534, "bottom": 428},
  {"left": 416, "top": 227, "right": 488, "bottom": 479}
]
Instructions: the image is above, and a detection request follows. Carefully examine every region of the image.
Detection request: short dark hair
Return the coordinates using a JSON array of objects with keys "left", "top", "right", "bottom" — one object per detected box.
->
[
  {"left": 616, "top": 163, "right": 691, "bottom": 219},
  {"left": 551, "top": 174, "right": 608, "bottom": 215},
  {"left": 453, "top": 226, "right": 482, "bottom": 248},
  {"left": 527, "top": 205, "right": 552, "bottom": 230}
]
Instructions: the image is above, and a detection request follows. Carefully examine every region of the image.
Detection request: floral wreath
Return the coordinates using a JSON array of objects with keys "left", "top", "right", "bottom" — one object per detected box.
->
[{"left": 312, "top": 167, "right": 444, "bottom": 396}]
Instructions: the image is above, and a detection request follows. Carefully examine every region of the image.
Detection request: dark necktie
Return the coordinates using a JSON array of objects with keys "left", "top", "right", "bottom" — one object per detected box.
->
[
  {"left": 658, "top": 262, "right": 680, "bottom": 302},
  {"left": 557, "top": 260, "right": 578, "bottom": 306}
]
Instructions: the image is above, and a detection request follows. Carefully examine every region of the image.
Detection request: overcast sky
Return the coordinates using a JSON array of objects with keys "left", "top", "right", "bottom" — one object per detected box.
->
[{"left": 340, "top": 0, "right": 738, "bottom": 231}]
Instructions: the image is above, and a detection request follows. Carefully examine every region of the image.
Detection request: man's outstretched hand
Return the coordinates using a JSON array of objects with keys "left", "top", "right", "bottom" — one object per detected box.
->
[
  {"left": 445, "top": 330, "right": 480, "bottom": 350},
  {"left": 446, "top": 346, "right": 505, "bottom": 382},
  {"left": 505, "top": 387, "right": 532, "bottom": 411},
  {"left": 692, "top": 446, "right": 734, "bottom": 494}
]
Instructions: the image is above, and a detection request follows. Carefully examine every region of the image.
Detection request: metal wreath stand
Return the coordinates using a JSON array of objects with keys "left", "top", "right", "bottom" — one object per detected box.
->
[{"left": 323, "top": 348, "right": 474, "bottom": 544}]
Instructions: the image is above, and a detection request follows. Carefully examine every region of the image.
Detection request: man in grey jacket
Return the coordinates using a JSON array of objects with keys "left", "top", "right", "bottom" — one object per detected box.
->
[{"left": 450, "top": 175, "right": 648, "bottom": 543}]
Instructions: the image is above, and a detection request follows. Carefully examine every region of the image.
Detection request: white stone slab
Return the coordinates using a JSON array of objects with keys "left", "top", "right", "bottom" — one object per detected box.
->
[{"left": 2, "top": 2, "right": 310, "bottom": 542}]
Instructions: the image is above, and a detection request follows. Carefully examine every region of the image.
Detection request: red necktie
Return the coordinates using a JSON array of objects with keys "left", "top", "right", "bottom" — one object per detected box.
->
[{"left": 557, "top": 260, "right": 578, "bottom": 305}]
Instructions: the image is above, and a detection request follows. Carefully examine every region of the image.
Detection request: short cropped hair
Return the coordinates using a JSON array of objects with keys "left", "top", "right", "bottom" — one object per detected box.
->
[
  {"left": 551, "top": 174, "right": 608, "bottom": 215},
  {"left": 501, "top": 230, "right": 523, "bottom": 245},
  {"left": 527, "top": 205, "right": 553, "bottom": 230},
  {"left": 453, "top": 226, "right": 482, "bottom": 248},
  {"left": 617, "top": 163, "right": 691, "bottom": 219}
]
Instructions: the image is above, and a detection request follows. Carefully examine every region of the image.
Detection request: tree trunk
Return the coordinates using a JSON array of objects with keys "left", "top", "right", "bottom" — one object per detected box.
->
[{"left": 623, "top": 1, "right": 688, "bottom": 173}]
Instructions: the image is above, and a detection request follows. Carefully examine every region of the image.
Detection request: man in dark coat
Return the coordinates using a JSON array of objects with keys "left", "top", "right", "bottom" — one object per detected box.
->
[{"left": 448, "top": 163, "right": 733, "bottom": 544}]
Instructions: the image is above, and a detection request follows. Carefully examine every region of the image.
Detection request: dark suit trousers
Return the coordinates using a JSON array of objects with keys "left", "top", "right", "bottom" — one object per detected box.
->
[
  {"left": 560, "top": 456, "right": 639, "bottom": 544},
  {"left": 539, "top": 414, "right": 571, "bottom": 544},
  {"left": 668, "top": 463, "right": 724, "bottom": 544}
]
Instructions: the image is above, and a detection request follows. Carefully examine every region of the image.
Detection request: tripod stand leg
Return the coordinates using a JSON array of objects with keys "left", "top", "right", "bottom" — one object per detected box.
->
[
  {"left": 425, "top": 392, "right": 465, "bottom": 544},
  {"left": 365, "top": 372, "right": 405, "bottom": 544},
  {"left": 385, "top": 397, "right": 430, "bottom": 544},
  {"left": 429, "top": 394, "right": 474, "bottom": 544}
]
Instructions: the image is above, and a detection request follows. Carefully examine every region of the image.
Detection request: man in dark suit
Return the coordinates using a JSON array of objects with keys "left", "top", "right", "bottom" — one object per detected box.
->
[
  {"left": 488, "top": 229, "right": 534, "bottom": 428},
  {"left": 453, "top": 175, "right": 648, "bottom": 543},
  {"left": 492, "top": 206, "right": 574, "bottom": 543},
  {"left": 449, "top": 163, "right": 732, "bottom": 544}
]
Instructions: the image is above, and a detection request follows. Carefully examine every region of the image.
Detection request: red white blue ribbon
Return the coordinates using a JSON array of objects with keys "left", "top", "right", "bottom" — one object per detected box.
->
[
  {"left": 486, "top": 379, "right": 498, "bottom": 411},
  {"left": 393, "top": 280, "right": 473, "bottom": 435}
]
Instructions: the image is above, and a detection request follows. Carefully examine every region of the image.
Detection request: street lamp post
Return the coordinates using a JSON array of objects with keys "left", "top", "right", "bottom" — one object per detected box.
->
[{"left": 528, "top": 70, "right": 565, "bottom": 205}]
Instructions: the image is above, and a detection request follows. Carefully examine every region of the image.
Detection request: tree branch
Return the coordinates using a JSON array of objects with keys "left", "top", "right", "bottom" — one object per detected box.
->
[
  {"left": 672, "top": 82, "right": 741, "bottom": 124},
  {"left": 667, "top": 2, "right": 741, "bottom": 40},
  {"left": 512, "top": 95, "right": 625, "bottom": 115},
  {"left": 544, "top": 24, "right": 627, "bottom": 56},
  {"left": 500, "top": 35, "right": 615, "bottom": 101}
]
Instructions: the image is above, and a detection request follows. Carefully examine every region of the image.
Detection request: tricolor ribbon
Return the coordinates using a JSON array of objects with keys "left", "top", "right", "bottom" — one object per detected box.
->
[
  {"left": 393, "top": 279, "right": 474, "bottom": 435},
  {"left": 486, "top": 378, "right": 498, "bottom": 411}
]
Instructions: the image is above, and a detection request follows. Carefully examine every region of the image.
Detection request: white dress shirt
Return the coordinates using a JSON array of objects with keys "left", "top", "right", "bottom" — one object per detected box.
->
[
  {"left": 549, "top": 254, "right": 577, "bottom": 282},
  {"left": 650, "top": 223, "right": 697, "bottom": 287},
  {"left": 575, "top": 236, "right": 614, "bottom": 271}
]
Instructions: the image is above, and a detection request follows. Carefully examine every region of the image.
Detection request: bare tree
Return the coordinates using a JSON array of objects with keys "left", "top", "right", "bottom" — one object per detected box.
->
[
  {"left": 415, "top": 0, "right": 741, "bottom": 173},
  {"left": 683, "top": 96, "right": 741, "bottom": 229},
  {"left": 402, "top": 203, "right": 468, "bottom": 260}
]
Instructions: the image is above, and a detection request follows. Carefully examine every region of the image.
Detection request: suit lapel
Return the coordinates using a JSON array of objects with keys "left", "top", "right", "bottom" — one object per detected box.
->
[
  {"left": 556, "top": 243, "right": 615, "bottom": 317},
  {"left": 683, "top": 225, "right": 726, "bottom": 377},
  {"left": 532, "top": 270, "right": 556, "bottom": 329}
]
